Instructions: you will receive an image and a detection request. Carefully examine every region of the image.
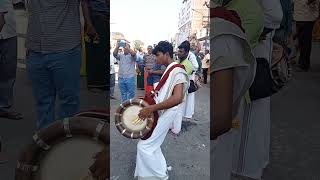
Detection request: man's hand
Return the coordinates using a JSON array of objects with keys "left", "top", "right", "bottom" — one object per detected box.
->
[
  {"left": 89, "top": 148, "right": 108, "bottom": 180},
  {"left": 124, "top": 43, "right": 130, "bottom": 50},
  {"left": 138, "top": 106, "right": 154, "bottom": 120},
  {"left": 136, "top": 68, "right": 141, "bottom": 75},
  {"left": 85, "top": 23, "right": 98, "bottom": 39}
]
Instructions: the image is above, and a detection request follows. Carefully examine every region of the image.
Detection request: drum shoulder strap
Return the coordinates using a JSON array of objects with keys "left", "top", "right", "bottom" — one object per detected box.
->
[{"left": 155, "top": 64, "right": 185, "bottom": 92}]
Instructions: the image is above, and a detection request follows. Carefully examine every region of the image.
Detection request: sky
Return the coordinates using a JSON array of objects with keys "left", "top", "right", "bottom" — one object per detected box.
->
[{"left": 111, "top": 0, "right": 181, "bottom": 47}]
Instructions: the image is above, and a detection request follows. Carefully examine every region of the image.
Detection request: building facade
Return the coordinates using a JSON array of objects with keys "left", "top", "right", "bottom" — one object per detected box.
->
[{"left": 177, "top": 0, "right": 209, "bottom": 51}]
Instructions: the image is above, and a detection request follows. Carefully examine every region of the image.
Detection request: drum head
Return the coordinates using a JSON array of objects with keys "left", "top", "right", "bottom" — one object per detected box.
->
[
  {"left": 34, "top": 137, "right": 104, "bottom": 180},
  {"left": 122, "top": 105, "right": 147, "bottom": 132},
  {"left": 15, "top": 114, "right": 109, "bottom": 180},
  {"left": 115, "top": 99, "right": 154, "bottom": 139}
]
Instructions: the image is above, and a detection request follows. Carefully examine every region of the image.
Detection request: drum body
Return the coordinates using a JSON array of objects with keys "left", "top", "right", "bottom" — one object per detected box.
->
[
  {"left": 115, "top": 99, "right": 155, "bottom": 139},
  {"left": 15, "top": 111, "right": 109, "bottom": 180}
]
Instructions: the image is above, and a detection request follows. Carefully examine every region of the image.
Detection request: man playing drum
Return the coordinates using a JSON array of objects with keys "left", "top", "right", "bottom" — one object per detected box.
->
[{"left": 135, "top": 41, "right": 189, "bottom": 180}]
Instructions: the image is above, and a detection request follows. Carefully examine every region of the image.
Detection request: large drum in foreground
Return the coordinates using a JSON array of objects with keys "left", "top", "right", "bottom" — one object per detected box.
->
[
  {"left": 115, "top": 98, "right": 155, "bottom": 139},
  {"left": 15, "top": 111, "right": 109, "bottom": 180}
]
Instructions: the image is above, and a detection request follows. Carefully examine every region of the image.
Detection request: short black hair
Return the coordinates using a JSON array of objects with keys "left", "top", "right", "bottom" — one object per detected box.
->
[
  {"left": 178, "top": 40, "right": 190, "bottom": 53},
  {"left": 152, "top": 41, "right": 174, "bottom": 58}
]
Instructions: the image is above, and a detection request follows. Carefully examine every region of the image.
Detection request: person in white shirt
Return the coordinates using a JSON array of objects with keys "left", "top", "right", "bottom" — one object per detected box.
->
[
  {"left": 110, "top": 47, "right": 116, "bottom": 99},
  {"left": 202, "top": 49, "right": 210, "bottom": 84},
  {"left": 177, "top": 41, "right": 199, "bottom": 119},
  {"left": 232, "top": 0, "right": 283, "bottom": 179},
  {"left": 135, "top": 41, "right": 189, "bottom": 180},
  {"left": 0, "top": 0, "right": 23, "bottom": 120},
  {"left": 294, "top": 0, "right": 320, "bottom": 71}
]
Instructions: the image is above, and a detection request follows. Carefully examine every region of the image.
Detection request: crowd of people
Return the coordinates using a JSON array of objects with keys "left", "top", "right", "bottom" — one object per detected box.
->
[
  {"left": 0, "top": 0, "right": 109, "bottom": 179},
  {"left": 110, "top": 39, "right": 211, "bottom": 104},
  {"left": 212, "top": 0, "right": 319, "bottom": 180}
]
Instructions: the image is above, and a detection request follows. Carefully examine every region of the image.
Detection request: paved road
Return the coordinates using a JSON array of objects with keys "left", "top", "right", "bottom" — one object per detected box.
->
[{"left": 263, "top": 43, "right": 320, "bottom": 180}]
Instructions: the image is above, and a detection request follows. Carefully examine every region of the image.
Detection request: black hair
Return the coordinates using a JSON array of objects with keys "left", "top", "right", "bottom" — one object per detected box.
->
[
  {"left": 222, "top": 0, "right": 233, "bottom": 6},
  {"left": 152, "top": 41, "right": 174, "bottom": 58},
  {"left": 178, "top": 40, "right": 190, "bottom": 53}
]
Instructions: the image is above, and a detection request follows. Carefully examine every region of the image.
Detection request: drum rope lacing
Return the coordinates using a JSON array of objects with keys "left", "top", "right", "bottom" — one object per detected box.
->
[
  {"left": 63, "top": 118, "right": 73, "bottom": 138},
  {"left": 16, "top": 161, "right": 38, "bottom": 172},
  {"left": 33, "top": 133, "right": 51, "bottom": 150}
]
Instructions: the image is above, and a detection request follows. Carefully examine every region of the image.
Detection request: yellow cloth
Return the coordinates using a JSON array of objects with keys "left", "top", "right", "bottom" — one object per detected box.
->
[{"left": 176, "top": 59, "right": 193, "bottom": 76}]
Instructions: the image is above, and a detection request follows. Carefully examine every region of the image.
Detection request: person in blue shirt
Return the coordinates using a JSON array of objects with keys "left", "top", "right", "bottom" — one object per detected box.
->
[{"left": 147, "top": 63, "right": 166, "bottom": 88}]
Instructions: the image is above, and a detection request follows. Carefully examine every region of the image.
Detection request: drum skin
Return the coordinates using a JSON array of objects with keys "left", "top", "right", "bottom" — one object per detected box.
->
[
  {"left": 115, "top": 99, "right": 155, "bottom": 139},
  {"left": 15, "top": 111, "right": 109, "bottom": 180}
]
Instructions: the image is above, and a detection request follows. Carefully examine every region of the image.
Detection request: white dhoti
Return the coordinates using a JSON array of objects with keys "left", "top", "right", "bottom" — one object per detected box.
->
[
  {"left": 232, "top": 31, "right": 274, "bottom": 179},
  {"left": 183, "top": 73, "right": 195, "bottom": 119},
  {"left": 134, "top": 109, "right": 177, "bottom": 180},
  {"left": 134, "top": 62, "right": 189, "bottom": 179},
  {"left": 211, "top": 130, "right": 235, "bottom": 180}
]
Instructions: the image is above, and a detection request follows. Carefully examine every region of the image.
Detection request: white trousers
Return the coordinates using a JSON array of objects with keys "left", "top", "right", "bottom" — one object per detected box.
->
[{"left": 184, "top": 73, "right": 195, "bottom": 119}]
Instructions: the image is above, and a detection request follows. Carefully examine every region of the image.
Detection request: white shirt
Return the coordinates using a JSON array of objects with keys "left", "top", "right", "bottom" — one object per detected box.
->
[
  {"left": 110, "top": 51, "right": 116, "bottom": 74},
  {"left": 257, "top": 0, "right": 283, "bottom": 29},
  {"left": 202, "top": 53, "right": 210, "bottom": 69},
  {"left": 187, "top": 51, "right": 199, "bottom": 72},
  {"left": 294, "top": 0, "right": 320, "bottom": 21},
  {"left": 0, "top": 0, "right": 16, "bottom": 39}
]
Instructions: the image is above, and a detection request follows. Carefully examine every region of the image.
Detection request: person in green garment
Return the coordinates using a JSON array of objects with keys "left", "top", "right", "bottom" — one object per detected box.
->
[
  {"left": 222, "top": 0, "right": 264, "bottom": 49},
  {"left": 210, "top": 0, "right": 264, "bottom": 179}
]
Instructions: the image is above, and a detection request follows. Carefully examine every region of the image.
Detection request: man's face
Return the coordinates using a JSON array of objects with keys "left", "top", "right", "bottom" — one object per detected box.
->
[
  {"left": 155, "top": 52, "right": 166, "bottom": 65},
  {"left": 123, "top": 47, "right": 130, "bottom": 54},
  {"left": 177, "top": 48, "right": 188, "bottom": 60},
  {"left": 147, "top": 47, "right": 153, "bottom": 54}
]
